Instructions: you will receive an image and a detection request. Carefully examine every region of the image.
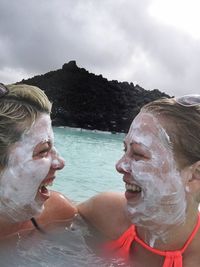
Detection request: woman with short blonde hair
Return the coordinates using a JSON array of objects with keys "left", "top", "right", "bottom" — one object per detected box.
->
[{"left": 0, "top": 83, "right": 76, "bottom": 238}]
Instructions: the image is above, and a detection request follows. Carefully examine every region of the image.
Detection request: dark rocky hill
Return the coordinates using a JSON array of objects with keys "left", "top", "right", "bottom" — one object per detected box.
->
[{"left": 19, "top": 61, "right": 170, "bottom": 133}]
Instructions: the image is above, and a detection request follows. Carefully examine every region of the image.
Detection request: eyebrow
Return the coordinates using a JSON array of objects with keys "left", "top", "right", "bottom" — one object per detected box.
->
[
  {"left": 123, "top": 140, "right": 143, "bottom": 146},
  {"left": 123, "top": 140, "right": 144, "bottom": 150},
  {"left": 125, "top": 140, "right": 151, "bottom": 154},
  {"left": 123, "top": 140, "right": 146, "bottom": 147}
]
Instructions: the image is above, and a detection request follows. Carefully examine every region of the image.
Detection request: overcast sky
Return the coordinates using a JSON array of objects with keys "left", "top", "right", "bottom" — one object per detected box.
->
[{"left": 1, "top": 0, "right": 200, "bottom": 96}]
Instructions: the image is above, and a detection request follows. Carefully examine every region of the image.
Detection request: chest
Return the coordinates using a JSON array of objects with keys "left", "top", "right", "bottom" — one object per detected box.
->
[
  {"left": 129, "top": 243, "right": 163, "bottom": 267},
  {"left": 129, "top": 242, "right": 200, "bottom": 267}
]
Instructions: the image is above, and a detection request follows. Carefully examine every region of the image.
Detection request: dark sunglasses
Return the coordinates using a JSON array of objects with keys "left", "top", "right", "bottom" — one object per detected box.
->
[
  {"left": 174, "top": 94, "right": 200, "bottom": 107},
  {"left": 0, "top": 83, "right": 9, "bottom": 98}
]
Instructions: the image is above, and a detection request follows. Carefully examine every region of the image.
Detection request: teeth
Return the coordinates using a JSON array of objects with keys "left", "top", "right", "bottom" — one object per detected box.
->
[
  {"left": 125, "top": 183, "right": 141, "bottom": 192},
  {"left": 44, "top": 182, "right": 53, "bottom": 187},
  {"left": 39, "top": 181, "right": 53, "bottom": 189}
]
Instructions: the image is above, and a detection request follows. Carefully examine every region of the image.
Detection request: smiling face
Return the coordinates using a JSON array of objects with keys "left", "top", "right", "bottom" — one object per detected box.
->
[
  {"left": 116, "top": 112, "right": 187, "bottom": 234},
  {"left": 0, "top": 113, "right": 64, "bottom": 222}
]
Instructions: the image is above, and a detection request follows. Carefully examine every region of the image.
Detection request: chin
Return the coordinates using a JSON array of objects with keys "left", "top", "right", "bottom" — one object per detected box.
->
[
  {"left": 126, "top": 204, "right": 151, "bottom": 227},
  {"left": 13, "top": 202, "right": 45, "bottom": 222},
  {"left": 126, "top": 204, "right": 139, "bottom": 222},
  {"left": 29, "top": 201, "right": 45, "bottom": 218}
]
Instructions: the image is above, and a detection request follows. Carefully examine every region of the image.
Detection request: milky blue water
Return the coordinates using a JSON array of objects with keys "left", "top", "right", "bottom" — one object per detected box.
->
[{"left": 52, "top": 127, "right": 125, "bottom": 202}]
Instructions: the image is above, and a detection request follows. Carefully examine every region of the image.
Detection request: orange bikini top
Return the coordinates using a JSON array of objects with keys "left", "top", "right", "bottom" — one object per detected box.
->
[{"left": 104, "top": 214, "right": 200, "bottom": 267}]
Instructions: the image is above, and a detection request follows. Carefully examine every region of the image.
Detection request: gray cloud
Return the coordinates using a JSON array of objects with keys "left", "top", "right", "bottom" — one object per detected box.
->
[{"left": 0, "top": 0, "right": 200, "bottom": 96}]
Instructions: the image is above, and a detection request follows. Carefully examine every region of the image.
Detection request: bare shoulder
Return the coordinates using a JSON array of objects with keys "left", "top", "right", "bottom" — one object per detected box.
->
[
  {"left": 36, "top": 190, "right": 77, "bottom": 225},
  {"left": 77, "top": 192, "right": 131, "bottom": 239}
]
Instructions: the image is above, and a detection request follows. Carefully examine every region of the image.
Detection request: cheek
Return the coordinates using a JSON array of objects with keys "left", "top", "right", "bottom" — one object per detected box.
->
[
  {"left": 150, "top": 147, "right": 177, "bottom": 177},
  {"left": 0, "top": 157, "right": 52, "bottom": 204},
  {"left": 3, "top": 157, "right": 52, "bottom": 190},
  {"left": 131, "top": 157, "right": 178, "bottom": 187},
  {"left": 24, "top": 158, "right": 51, "bottom": 182},
  {"left": 131, "top": 160, "right": 165, "bottom": 178}
]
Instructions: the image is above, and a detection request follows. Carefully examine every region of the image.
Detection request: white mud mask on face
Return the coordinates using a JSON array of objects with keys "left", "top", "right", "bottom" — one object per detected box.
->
[
  {"left": 0, "top": 114, "right": 57, "bottom": 222},
  {"left": 119, "top": 112, "right": 187, "bottom": 242}
]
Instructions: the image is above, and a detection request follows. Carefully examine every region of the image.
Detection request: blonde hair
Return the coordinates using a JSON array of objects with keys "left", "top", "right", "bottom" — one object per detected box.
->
[
  {"left": 0, "top": 84, "right": 52, "bottom": 168},
  {"left": 142, "top": 97, "right": 200, "bottom": 168}
]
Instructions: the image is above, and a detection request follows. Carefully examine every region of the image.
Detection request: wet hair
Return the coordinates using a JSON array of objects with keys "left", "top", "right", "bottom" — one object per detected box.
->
[
  {"left": 0, "top": 84, "right": 52, "bottom": 169},
  {"left": 142, "top": 97, "right": 200, "bottom": 169}
]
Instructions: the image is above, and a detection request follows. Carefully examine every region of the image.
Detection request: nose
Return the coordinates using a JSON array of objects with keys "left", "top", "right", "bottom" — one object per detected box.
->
[
  {"left": 115, "top": 155, "right": 131, "bottom": 174},
  {"left": 51, "top": 148, "right": 65, "bottom": 170},
  {"left": 55, "top": 155, "right": 65, "bottom": 170}
]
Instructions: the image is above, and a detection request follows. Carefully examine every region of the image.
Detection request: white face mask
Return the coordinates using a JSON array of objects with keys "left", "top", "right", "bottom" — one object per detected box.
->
[
  {"left": 118, "top": 112, "right": 187, "bottom": 242},
  {"left": 0, "top": 114, "right": 62, "bottom": 222}
]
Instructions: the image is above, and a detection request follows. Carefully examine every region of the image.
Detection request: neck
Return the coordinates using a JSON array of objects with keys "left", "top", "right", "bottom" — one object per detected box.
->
[{"left": 136, "top": 208, "right": 199, "bottom": 250}]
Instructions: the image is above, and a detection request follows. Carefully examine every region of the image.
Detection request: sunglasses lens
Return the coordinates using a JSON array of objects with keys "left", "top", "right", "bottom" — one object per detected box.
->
[{"left": 175, "top": 94, "right": 200, "bottom": 107}]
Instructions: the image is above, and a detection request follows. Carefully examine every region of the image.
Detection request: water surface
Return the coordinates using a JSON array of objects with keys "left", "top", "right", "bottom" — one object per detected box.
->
[{"left": 52, "top": 127, "right": 125, "bottom": 202}]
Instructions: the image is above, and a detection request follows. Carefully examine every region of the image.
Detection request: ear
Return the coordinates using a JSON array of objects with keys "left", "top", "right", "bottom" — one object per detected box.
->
[
  {"left": 191, "top": 161, "right": 200, "bottom": 180},
  {"left": 186, "top": 161, "right": 200, "bottom": 194}
]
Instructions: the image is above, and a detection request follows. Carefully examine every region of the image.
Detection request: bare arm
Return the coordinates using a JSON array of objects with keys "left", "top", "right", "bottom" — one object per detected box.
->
[
  {"left": 36, "top": 190, "right": 77, "bottom": 225},
  {"left": 77, "top": 192, "right": 131, "bottom": 240}
]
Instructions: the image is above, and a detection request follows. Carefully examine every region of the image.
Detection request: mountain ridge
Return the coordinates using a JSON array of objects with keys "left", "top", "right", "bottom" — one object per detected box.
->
[{"left": 19, "top": 60, "right": 170, "bottom": 133}]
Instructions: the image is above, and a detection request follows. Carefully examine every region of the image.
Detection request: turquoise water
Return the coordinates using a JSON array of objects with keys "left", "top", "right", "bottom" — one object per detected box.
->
[{"left": 52, "top": 127, "right": 125, "bottom": 202}]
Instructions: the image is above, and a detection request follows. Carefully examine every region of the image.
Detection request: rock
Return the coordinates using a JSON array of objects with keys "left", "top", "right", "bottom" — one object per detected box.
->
[
  {"left": 17, "top": 61, "right": 170, "bottom": 133},
  {"left": 62, "top": 60, "right": 78, "bottom": 71}
]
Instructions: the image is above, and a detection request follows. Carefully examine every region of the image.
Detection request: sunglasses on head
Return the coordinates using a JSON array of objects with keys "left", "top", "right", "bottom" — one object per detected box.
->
[
  {"left": 174, "top": 94, "right": 200, "bottom": 107},
  {"left": 0, "top": 83, "right": 9, "bottom": 98}
]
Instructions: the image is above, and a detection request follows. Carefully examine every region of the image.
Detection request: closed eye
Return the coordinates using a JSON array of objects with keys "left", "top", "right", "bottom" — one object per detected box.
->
[
  {"left": 131, "top": 143, "right": 151, "bottom": 161},
  {"left": 123, "top": 141, "right": 151, "bottom": 161},
  {"left": 132, "top": 151, "right": 147, "bottom": 161},
  {"left": 33, "top": 141, "right": 52, "bottom": 159},
  {"left": 38, "top": 149, "right": 49, "bottom": 157}
]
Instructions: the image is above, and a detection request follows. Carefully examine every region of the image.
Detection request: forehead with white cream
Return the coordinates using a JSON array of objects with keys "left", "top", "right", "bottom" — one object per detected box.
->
[
  {"left": 126, "top": 112, "right": 172, "bottom": 151},
  {"left": 8, "top": 113, "right": 53, "bottom": 166},
  {"left": 22, "top": 113, "right": 53, "bottom": 150}
]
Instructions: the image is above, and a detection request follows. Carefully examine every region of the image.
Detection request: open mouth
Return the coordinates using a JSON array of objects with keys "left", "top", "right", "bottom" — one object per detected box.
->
[
  {"left": 38, "top": 178, "right": 54, "bottom": 200},
  {"left": 125, "top": 183, "right": 142, "bottom": 192},
  {"left": 125, "top": 182, "right": 142, "bottom": 200}
]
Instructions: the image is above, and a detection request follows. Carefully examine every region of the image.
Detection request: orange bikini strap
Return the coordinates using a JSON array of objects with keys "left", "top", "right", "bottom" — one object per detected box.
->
[
  {"left": 180, "top": 213, "right": 200, "bottom": 253},
  {"left": 134, "top": 213, "right": 200, "bottom": 267}
]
